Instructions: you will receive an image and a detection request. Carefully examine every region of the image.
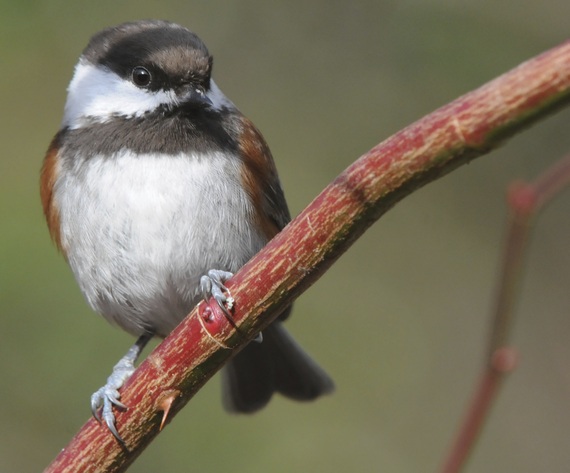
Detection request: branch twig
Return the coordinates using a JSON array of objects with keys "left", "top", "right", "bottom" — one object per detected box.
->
[
  {"left": 44, "top": 40, "right": 570, "bottom": 473},
  {"left": 440, "top": 153, "right": 570, "bottom": 473}
]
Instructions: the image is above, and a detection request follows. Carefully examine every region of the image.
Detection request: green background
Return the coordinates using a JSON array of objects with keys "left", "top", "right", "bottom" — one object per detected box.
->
[{"left": 2, "top": 1, "right": 570, "bottom": 471}]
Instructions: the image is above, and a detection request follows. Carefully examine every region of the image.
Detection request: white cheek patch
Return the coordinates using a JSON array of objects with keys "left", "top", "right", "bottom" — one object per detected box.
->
[{"left": 63, "top": 60, "right": 179, "bottom": 129}]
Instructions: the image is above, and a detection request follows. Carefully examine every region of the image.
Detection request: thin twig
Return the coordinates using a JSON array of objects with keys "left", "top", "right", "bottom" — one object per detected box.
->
[{"left": 440, "top": 153, "right": 570, "bottom": 473}]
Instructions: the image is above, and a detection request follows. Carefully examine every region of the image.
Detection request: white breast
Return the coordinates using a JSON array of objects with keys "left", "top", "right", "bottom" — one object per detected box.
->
[{"left": 55, "top": 150, "right": 266, "bottom": 337}]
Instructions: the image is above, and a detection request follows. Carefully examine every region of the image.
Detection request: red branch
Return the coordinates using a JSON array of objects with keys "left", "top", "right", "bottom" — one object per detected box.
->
[{"left": 44, "top": 41, "right": 570, "bottom": 473}]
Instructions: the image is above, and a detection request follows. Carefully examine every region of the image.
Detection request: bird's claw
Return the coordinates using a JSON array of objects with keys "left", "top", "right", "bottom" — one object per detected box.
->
[
  {"left": 200, "top": 269, "right": 264, "bottom": 342},
  {"left": 200, "top": 269, "right": 235, "bottom": 318},
  {"left": 90, "top": 360, "right": 136, "bottom": 443},
  {"left": 91, "top": 386, "right": 128, "bottom": 444},
  {"left": 91, "top": 385, "right": 126, "bottom": 416},
  {"left": 88, "top": 334, "right": 151, "bottom": 444}
]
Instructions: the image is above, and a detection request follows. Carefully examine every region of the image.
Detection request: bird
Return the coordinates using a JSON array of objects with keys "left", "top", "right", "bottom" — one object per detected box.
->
[{"left": 40, "top": 20, "right": 334, "bottom": 441}]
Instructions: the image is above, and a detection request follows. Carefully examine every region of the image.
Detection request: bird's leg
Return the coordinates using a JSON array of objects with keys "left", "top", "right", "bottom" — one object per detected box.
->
[{"left": 90, "top": 332, "right": 153, "bottom": 443}]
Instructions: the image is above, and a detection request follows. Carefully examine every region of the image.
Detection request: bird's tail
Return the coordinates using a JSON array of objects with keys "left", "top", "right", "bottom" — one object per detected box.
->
[{"left": 222, "top": 322, "right": 334, "bottom": 413}]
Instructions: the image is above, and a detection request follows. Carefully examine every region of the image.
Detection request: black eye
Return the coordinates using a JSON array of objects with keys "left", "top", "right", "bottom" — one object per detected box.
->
[{"left": 131, "top": 66, "right": 151, "bottom": 87}]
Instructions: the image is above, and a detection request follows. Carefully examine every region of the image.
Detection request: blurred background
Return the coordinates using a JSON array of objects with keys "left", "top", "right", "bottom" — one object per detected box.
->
[{"left": 1, "top": 1, "right": 569, "bottom": 471}]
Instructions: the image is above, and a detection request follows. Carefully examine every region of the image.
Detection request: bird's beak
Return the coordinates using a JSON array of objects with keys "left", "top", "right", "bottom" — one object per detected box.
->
[{"left": 180, "top": 86, "right": 213, "bottom": 107}]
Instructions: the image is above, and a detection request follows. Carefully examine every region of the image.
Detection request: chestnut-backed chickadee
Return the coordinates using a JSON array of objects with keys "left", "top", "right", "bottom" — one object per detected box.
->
[{"left": 40, "top": 20, "right": 333, "bottom": 440}]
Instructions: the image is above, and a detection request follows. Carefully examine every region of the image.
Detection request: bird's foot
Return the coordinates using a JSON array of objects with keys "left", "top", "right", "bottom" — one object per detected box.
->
[
  {"left": 90, "top": 334, "right": 151, "bottom": 443},
  {"left": 200, "top": 269, "right": 235, "bottom": 320}
]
